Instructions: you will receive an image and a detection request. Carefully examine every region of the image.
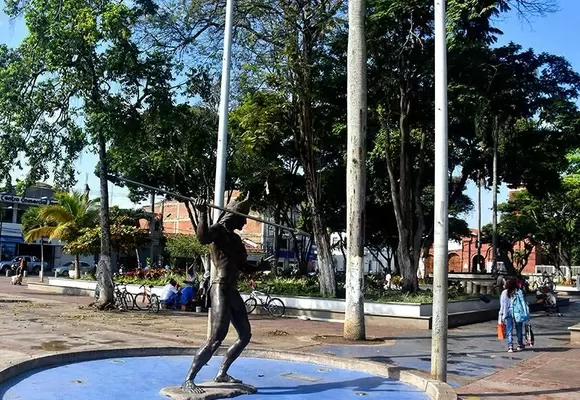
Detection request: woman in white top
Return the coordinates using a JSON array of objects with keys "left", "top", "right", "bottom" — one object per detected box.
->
[{"left": 499, "top": 278, "right": 524, "bottom": 352}]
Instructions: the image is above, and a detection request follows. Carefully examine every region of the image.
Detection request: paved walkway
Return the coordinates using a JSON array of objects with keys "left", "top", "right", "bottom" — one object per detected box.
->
[{"left": 1, "top": 276, "right": 579, "bottom": 399}]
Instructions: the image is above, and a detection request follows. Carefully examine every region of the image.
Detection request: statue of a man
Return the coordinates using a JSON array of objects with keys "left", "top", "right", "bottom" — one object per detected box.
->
[{"left": 182, "top": 195, "right": 252, "bottom": 394}]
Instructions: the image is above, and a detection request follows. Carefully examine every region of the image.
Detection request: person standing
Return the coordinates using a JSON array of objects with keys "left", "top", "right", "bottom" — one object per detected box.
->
[{"left": 499, "top": 278, "right": 524, "bottom": 352}]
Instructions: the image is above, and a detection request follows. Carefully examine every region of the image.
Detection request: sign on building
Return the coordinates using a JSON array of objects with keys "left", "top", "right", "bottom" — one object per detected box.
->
[{"left": 0, "top": 194, "right": 58, "bottom": 206}]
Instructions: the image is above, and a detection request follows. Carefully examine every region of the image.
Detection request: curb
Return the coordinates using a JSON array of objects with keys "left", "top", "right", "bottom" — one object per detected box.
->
[{"left": 0, "top": 346, "right": 456, "bottom": 400}]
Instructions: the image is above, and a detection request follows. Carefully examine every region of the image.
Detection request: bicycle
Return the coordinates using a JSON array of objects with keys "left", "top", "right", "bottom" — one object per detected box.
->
[
  {"left": 133, "top": 284, "right": 160, "bottom": 314},
  {"left": 113, "top": 282, "right": 133, "bottom": 311},
  {"left": 244, "top": 285, "right": 285, "bottom": 317}
]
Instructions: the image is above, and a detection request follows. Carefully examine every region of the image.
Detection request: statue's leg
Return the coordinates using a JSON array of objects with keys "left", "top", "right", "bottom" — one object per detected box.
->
[
  {"left": 215, "top": 290, "right": 251, "bottom": 383},
  {"left": 182, "top": 285, "right": 230, "bottom": 393}
]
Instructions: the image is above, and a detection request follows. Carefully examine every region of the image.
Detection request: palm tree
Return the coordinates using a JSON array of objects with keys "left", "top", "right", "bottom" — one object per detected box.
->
[{"left": 22, "top": 191, "right": 99, "bottom": 279}]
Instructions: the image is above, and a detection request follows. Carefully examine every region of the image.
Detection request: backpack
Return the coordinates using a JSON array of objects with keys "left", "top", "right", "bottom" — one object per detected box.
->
[{"left": 512, "top": 289, "right": 530, "bottom": 323}]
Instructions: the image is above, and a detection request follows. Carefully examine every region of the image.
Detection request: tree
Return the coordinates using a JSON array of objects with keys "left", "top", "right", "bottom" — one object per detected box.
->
[
  {"left": 1, "top": 0, "right": 182, "bottom": 306},
  {"left": 21, "top": 191, "right": 99, "bottom": 279},
  {"left": 165, "top": 233, "right": 208, "bottom": 265},
  {"left": 63, "top": 207, "right": 151, "bottom": 258},
  {"left": 365, "top": 0, "right": 579, "bottom": 292},
  {"left": 490, "top": 182, "right": 580, "bottom": 281},
  {"left": 229, "top": 91, "right": 308, "bottom": 275},
  {"left": 222, "top": 0, "right": 346, "bottom": 297},
  {"left": 107, "top": 103, "right": 224, "bottom": 274}
]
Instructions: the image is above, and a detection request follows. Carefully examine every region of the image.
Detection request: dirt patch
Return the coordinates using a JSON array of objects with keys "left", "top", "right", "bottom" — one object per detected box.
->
[
  {"left": 312, "top": 335, "right": 394, "bottom": 345},
  {"left": 31, "top": 340, "right": 72, "bottom": 351},
  {"left": 267, "top": 330, "right": 290, "bottom": 337}
]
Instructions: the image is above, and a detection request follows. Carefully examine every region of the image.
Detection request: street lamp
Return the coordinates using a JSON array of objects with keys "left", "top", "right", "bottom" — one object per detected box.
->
[{"left": 39, "top": 197, "right": 48, "bottom": 282}]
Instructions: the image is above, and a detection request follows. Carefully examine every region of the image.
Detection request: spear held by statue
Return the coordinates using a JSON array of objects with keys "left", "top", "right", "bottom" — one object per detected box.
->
[{"left": 107, "top": 175, "right": 311, "bottom": 237}]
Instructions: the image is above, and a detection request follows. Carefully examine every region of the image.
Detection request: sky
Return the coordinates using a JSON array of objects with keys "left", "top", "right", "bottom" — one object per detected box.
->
[{"left": 1, "top": 0, "right": 579, "bottom": 227}]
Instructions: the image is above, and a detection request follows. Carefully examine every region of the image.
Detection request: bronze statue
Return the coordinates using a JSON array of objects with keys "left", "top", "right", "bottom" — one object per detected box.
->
[{"left": 182, "top": 194, "right": 252, "bottom": 394}]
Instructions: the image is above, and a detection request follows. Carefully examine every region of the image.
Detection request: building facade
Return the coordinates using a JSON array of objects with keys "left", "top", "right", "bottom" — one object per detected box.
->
[
  {"left": 422, "top": 229, "right": 541, "bottom": 276},
  {"left": 146, "top": 191, "right": 267, "bottom": 264}
]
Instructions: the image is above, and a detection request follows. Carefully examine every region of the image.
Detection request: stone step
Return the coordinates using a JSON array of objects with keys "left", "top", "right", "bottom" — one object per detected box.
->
[{"left": 569, "top": 323, "right": 580, "bottom": 345}]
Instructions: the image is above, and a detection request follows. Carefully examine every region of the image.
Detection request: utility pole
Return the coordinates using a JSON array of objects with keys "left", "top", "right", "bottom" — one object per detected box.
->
[
  {"left": 492, "top": 126, "right": 498, "bottom": 275},
  {"left": 431, "top": 0, "right": 449, "bottom": 382},
  {"left": 344, "top": 0, "right": 367, "bottom": 341},
  {"left": 476, "top": 171, "right": 482, "bottom": 273},
  {"left": 209, "top": 0, "right": 235, "bottom": 338}
]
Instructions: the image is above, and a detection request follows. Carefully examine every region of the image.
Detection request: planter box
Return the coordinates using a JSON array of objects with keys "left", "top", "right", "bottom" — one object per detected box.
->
[
  {"left": 46, "top": 277, "right": 165, "bottom": 297},
  {"left": 38, "top": 278, "right": 556, "bottom": 329},
  {"left": 239, "top": 292, "right": 505, "bottom": 318}
]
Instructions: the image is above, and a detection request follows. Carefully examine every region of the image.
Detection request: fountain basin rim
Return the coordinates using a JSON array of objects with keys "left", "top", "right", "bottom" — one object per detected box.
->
[{"left": 0, "top": 346, "right": 456, "bottom": 400}]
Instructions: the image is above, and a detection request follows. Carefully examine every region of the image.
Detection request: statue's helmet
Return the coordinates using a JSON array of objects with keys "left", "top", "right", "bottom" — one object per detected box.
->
[{"left": 218, "top": 192, "right": 251, "bottom": 225}]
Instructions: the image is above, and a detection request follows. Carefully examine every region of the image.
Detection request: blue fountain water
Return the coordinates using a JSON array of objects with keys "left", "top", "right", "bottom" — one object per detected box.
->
[{"left": 0, "top": 355, "right": 429, "bottom": 400}]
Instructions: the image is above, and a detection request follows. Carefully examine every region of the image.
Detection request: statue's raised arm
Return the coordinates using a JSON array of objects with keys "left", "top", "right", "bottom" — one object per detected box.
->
[{"left": 192, "top": 199, "right": 218, "bottom": 245}]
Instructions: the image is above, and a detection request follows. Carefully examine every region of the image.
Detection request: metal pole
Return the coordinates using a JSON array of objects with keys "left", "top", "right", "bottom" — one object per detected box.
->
[
  {"left": 431, "top": 0, "right": 449, "bottom": 382},
  {"left": 208, "top": 0, "right": 235, "bottom": 339},
  {"left": 40, "top": 239, "right": 44, "bottom": 282},
  {"left": 492, "top": 128, "right": 498, "bottom": 275},
  {"left": 213, "top": 0, "right": 235, "bottom": 224},
  {"left": 477, "top": 172, "right": 482, "bottom": 273}
]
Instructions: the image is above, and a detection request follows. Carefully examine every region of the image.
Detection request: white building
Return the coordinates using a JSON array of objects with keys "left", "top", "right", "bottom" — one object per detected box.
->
[{"left": 329, "top": 232, "right": 395, "bottom": 274}]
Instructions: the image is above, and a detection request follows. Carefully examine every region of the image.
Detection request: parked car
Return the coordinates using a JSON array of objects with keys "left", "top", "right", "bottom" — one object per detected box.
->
[
  {"left": 0, "top": 256, "right": 48, "bottom": 275},
  {"left": 53, "top": 261, "right": 92, "bottom": 277}
]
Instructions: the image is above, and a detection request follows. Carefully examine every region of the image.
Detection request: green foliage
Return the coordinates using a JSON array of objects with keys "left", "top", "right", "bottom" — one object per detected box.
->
[
  {"left": 239, "top": 276, "right": 321, "bottom": 297},
  {"left": 114, "top": 268, "right": 189, "bottom": 286},
  {"left": 165, "top": 234, "right": 208, "bottom": 261},
  {"left": 486, "top": 181, "right": 580, "bottom": 277},
  {"left": 22, "top": 191, "right": 99, "bottom": 251},
  {"left": 64, "top": 223, "right": 149, "bottom": 255}
]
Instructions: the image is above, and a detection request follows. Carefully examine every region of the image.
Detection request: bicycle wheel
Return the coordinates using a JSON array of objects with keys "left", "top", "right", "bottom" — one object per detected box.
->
[
  {"left": 244, "top": 297, "right": 257, "bottom": 314},
  {"left": 123, "top": 292, "right": 135, "bottom": 310},
  {"left": 266, "top": 298, "right": 285, "bottom": 317},
  {"left": 149, "top": 294, "right": 160, "bottom": 314},
  {"left": 133, "top": 292, "right": 151, "bottom": 310},
  {"left": 115, "top": 292, "right": 128, "bottom": 311}
]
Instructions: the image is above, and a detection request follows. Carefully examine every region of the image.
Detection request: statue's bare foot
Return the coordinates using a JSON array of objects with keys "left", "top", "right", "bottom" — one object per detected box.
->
[
  {"left": 182, "top": 380, "right": 205, "bottom": 394},
  {"left": 214, "top": 374, "right": 242, "bottom": 384}
]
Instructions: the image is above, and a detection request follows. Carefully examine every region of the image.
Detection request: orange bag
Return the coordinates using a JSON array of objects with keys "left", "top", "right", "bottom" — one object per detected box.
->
[{"left": 497, "top": 322, "right": 506, "bottom": 340}]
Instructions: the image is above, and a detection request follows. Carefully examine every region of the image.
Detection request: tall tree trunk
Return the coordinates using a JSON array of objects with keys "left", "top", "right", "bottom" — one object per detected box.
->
[
  {"left": 97, "top": 131, "right": 114, "bottom": 306},
  {"left": 291, "top": 7, "right": 335, "bottom": 296},
  {"left": 309, "top": 201, "right": 336, "bottom": 297},
  {"left": 344, "top": 0, "right": 367, "bottom": 340},
  {"left": 381, "top": 87, "right": 423, "bottom": 292},
  {"left": 74, "top": 253, "right": 81, "bottom": 279}
]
